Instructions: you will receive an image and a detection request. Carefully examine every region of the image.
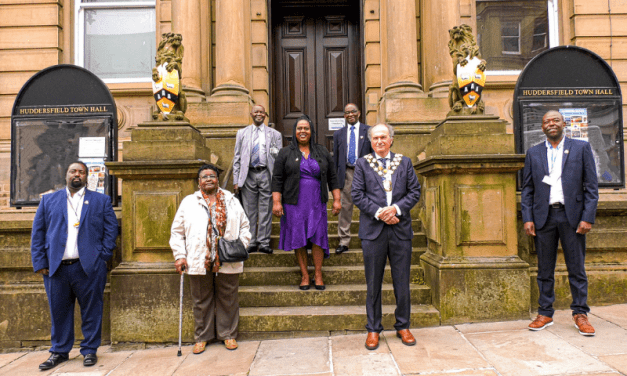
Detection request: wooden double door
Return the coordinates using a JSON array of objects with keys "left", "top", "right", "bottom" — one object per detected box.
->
[{"left": 272, "top": 1, "right": 362, "bottom": 150}]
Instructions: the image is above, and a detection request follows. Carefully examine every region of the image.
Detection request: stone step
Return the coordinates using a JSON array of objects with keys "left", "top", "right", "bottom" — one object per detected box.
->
[
  {"left": 269, "top": 218, "right": 423, "bottom": 234},
  {"left": 266, "top": 232, "right": 427, "bottom": 249},
  {"left": 238, "top": 304, "right": 441, "bottom": 334},
  {"left": 238, "top": 283, "right": 432, "bottom": 307},
  {"left": 239, "top": 265, "right": 425, "bottom": 286},
  {"left": 245, "top": 248, "right": 427, "bottom": 267}
]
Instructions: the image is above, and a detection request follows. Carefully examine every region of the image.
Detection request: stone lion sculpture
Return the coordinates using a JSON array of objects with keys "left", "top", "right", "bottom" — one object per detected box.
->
[
  {"left": 152, "top": 33, "right": 188, "bottom": 121},
  {"left": 447, "top": 24, "right": 487, "bottom": 115}
]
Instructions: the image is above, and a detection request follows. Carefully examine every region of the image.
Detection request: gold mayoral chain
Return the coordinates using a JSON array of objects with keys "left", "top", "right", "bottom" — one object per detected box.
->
[{"left": 365, "top": 153, "right": 403, "bottom": 192}]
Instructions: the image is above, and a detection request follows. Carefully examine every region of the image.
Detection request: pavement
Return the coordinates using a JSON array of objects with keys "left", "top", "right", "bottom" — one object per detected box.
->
[{"left": 1, "top": 304, "right": 627, "bottom": 376}]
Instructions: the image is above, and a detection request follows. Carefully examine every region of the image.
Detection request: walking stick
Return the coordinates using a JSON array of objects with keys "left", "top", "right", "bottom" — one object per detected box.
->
[{"left": 177, "top": 266, "right": 185, "bottom": 356}]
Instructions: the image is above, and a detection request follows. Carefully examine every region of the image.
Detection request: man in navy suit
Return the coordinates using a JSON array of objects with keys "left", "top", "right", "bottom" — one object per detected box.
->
[
  {"left": 333, "top": 103, "right": 372, "bottom": 254},
  {"left": 31, "top": 162, "right": 118, "bottom": 370},
  {"left": 352, "top": 123, "right": 421, "bottom": 350},
  {"left": 521, "top": 110, "right": 598, "bottom": 336}
]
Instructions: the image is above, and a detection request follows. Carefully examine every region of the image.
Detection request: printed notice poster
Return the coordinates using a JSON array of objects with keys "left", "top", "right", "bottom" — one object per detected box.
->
[
  {"left": 559, "top": 108, "right": 589, "bottom": 142},
  {"left": 78, "top": 137, "right": 106, "bottom": 158},
  {"left": 81, "top": 158, "right": 107, "bottom": 194},
  {"left": 328, "top": 118, "right": 345, "bottom": 131}
]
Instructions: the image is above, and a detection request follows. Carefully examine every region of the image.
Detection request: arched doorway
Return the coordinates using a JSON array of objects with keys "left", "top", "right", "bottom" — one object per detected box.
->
[{"left": 271, "top": 0, "right": 363, "bottom": 150}]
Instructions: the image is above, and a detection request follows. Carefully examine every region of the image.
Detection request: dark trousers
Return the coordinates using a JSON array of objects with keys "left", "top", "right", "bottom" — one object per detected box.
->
[
  {"left": 188, "top": 273, "right": 240, "bottom": 342},
  {"left": 362, "top": 225, "right": 412, "bottom": 333},
  {"left": 43, "top": 259, "right": 107, "bottom": 356},
  {"left": 535, "top": 206, "right": 589, "bottom": 317}
]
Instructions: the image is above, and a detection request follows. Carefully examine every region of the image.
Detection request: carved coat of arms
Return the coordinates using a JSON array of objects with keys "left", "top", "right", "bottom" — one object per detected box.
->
[
  {"left": 152, "top": 62, "right": 180, "bottom": 116},
  {"left": 457, "top": 56, "right": 486, "bottom": 108}
]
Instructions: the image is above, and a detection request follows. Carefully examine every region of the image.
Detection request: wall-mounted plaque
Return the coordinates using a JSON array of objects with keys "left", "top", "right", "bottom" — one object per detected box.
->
[
  {"left": 514, "top": 46, "right": 624, "bottom": 189},
  {"left": 11, "top": 65, "right": 118, "bottom": 206}
]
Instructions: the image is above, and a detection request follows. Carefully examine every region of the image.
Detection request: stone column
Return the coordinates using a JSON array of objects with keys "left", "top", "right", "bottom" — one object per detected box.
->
[
  {"left": 380, "top": 0, "right": 422, "bottom": 93},
  {"left": 212, "top": 0, "right": 250, "bottom": 96},
  {"left": 421, "top": 0, "right": 460, "bottom": 96},
  {"left": 172, "top": 0, "right": 205, "bottom": 101}
]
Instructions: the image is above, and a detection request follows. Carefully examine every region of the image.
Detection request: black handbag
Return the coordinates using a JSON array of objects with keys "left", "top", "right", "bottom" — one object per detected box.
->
[{"left": 213, "top": 225, "right": 249, "bottom": 263}]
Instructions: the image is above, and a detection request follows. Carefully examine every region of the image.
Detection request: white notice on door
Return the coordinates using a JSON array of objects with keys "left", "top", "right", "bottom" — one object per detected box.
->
[
  {"left": 328, "top": 118, "right": 345, "bottom": 131},
  {"left": 78, "top": 137, "right": 106, "bottom": 158}
]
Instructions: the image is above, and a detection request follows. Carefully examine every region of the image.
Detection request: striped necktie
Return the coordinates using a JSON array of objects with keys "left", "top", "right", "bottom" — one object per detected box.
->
[{"left": 251, "top": 127, "right": 260, "bottom": 167}]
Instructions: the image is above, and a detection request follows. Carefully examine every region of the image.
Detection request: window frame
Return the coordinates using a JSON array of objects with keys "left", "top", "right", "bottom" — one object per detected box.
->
[
  {"left": 501, "top": 21, "right": 521, "bottom": 55},
  {"left": 480, "top": 0, "right": 559, "bottom": 76},
  {"left": 75, "top": 0, "right": 157, "bottom": 84}
]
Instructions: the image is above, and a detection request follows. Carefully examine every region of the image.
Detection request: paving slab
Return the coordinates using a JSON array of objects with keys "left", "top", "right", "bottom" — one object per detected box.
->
[
  {"left": 0, "top": 349, "right": 81, "bottom": 376},
  {"left": 331, "top": 334, "right": 400, "bottom": 376},
  {"left": 598, "top": 354, "right": 627, "bottom": 374},
  {"left": 591, "top": 304, "right": 627, "bottom": 329},
  {"left": 464, "top": 329, "right": 613, "bottom": 376},
  {"left": 0, "top": 352, "right": 26, "bottom": 368},
  {"left": 173, "top": 341, "right": 259, "bottom": 376},
  {"left": 108, "top": 347, "right": 187, "bottom": 376},
  {"left": 421, "top": 371, "right": 500, "bottom": 376},
  {"left": 455, "top": 320, "right": 531, "bottom": 334},
  {"left": 249, "top": 337, "right": 330, "bottom": 376},
  {"left": 546, "top": 310, "right": 627, "bottom": 356},
  {"left": 50, "top": 348, "right": 132, "bottom": 376},
  {"left": 385, "top": 327, "right": 489, "bottom": 374}
]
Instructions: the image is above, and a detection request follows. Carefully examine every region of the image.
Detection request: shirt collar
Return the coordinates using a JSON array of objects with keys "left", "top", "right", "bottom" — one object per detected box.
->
[
  {"left": 253, "top": 123, "right": 265, "bottom": 132},
  {"left": 348, "top": 121, "right": 360, "bottom": 129},
  {"left": 545, "top": 136, "right": 565, "bottom": 150},
  {"left": 66, "top": 187, "right": 86, "bottom": 199},
  {"left": 374, "top": 151, "right": 392, "bottom": 160}
]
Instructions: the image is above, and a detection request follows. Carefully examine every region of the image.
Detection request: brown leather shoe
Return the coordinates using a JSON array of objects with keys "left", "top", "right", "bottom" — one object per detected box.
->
[
  {"left": 365, "top": 332, "right": 379, "bottom": 350},
  {"left": 528, "top": 314, "right": 553, "bottom": 331},
  {"left": 573, "top": 314, "right": 595, "bottom": 336},
  {"left": 396, "top": 329, "right": 416, "bottom": 346}
]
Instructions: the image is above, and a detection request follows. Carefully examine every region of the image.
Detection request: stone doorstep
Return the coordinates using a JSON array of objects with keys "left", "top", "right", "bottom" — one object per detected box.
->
[
  {"left": 239, "top": 264, "right": 425, "bottom": 286},
  {"left": 238, "top": 283, "right": 432, "bottom": 307},
  {"left": 244, "top": 247, "right": 427, "bottom": 267},
  {"left": 266, "top": 233, "right": 427, "bottom": 249},
  {"left": 238, "top": 304, "right": 441, "bottom": 332}
]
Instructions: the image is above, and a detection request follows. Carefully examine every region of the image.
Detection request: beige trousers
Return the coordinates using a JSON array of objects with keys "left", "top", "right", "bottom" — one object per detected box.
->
[{"left": 188, "top": 273, "right": 240, "bottom": 342}]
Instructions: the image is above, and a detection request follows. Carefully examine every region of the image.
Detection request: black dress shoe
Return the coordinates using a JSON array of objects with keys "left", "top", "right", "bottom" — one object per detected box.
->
[
  {"left": 335, "top": 245, "right": 349, "bottom": 254},
  {"left": 39, "top": 353, "right": 68, "bottom": 370},
  {"left": 311, "top": 279, "right": 326, "bottom": 290},
  {"left": 258, "top": 246, "right": 273, "bottom": 254},
  {"left": 299, "top": 283, "right": 311, "bottom": 290},
  {"left": 83, "top": 353, "right": 98, "bottom": 367},
  {"left": 246, "top": 245, "right": 258, "bottom": 253}
]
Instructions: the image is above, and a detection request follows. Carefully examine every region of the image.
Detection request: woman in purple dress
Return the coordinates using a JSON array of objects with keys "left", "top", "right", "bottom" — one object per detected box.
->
[{"left": 271, "top": 115, "right": 341, "bottom": 290}]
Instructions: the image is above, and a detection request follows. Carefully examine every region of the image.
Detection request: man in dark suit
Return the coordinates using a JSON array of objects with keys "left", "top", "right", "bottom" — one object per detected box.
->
[
  {"left": 31, "top": 162, "right": 118, "bottom": 370},
  {"left": 352, "top": 123, "right": 421, "bottom": 350},
  {"left": 333, "top": 103, "right": 372, "bottom": 254},
  {"left": 521, "top": 110, "right": 598, "bottom": 336},
  {"left": 233, "top": 105, "right": 283, "bottom": 254}
]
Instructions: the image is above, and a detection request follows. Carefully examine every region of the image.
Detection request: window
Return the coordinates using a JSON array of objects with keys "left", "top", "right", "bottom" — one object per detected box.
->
[
  {"left": 76, "top": 0, "right": 156, "bottom": 83},
  {"left": 476, "top": 0, "right": 558, "bottom": 73},
  {"left": 501, "top": 22, "right": 521, "bottom": 55}
]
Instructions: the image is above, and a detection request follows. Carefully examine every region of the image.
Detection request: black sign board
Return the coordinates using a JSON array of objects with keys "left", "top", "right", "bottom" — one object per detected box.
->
[
  {"left": 11, "top": 65, "right": 118, "bottom": 207},
  {"left": 514, "top": 46, "right": 625, "bottom": 188}
]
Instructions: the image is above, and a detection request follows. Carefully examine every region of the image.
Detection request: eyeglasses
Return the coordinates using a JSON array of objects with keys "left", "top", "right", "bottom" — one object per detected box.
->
[
  {"left": 344, "top": 110, "right": 359, "bottom": 115},
  {"left": 199, "top": 175, "right": 218, "bottom": 181}
]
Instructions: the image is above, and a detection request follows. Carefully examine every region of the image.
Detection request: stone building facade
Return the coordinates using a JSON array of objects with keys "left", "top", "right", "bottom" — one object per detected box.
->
[{"left": 1, "top": 0, "right": 627, "bottom": 348}]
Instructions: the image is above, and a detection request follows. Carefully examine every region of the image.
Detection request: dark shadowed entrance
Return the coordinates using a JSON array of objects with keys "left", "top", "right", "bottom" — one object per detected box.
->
[{"left": 271, "top": 0, "right": 363, "bottom": 150}]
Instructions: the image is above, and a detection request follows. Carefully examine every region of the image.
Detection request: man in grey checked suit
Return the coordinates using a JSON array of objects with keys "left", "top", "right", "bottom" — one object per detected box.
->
[{"left": 233, "top": 105, "right": 283, "bottom": 254}]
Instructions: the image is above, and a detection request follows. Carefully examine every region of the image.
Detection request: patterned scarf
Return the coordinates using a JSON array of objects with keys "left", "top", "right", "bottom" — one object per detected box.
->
[{"left": 201, "top": 189, "right": 227, "bottom": 273}]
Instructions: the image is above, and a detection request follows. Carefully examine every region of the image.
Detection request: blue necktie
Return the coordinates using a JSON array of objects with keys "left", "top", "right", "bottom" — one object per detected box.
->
[
  {"left": 251, "top": 127, "right": 260, "bottom": 167},
  {"left": 378, "top": 158, "right": 387, "bottom": 181},
  {"left": 348, "top": 125, "right": 356, "bottom": 165}
]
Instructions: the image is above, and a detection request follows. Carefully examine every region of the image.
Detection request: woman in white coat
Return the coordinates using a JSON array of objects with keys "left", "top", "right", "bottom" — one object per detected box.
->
[{"left": 170, "top": 164, "right": 251, "bottom": 354}]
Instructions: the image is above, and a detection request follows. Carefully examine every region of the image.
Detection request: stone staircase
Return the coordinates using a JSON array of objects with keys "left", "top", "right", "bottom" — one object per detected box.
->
[{"left": 237, "top": 204, "right": 441, "bottom": 340}]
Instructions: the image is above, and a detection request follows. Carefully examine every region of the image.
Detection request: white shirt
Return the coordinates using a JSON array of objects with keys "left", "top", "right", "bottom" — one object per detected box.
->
[
  {"left": 346, "top": 121, "right": 360, "bottom": 164},
  {"left": 373, "top": 152, "right": 401, "bottom": 219},
  {"left": 64, "top": 187, "right": 85, "bottom": 260},
  {"left": 252, "top": 124, "right": 267, "bottom": 167},
  {"left": 545, "top": 137, "right": 565, "bottom": 205}
]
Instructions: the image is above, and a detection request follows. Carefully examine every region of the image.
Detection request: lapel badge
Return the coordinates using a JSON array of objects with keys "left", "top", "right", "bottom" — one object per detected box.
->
[
  {"left": 360, "top": 136, "right": 363, "bottom": 139},
  {"left": 85, "top": 200, "right": 89, "bottom": 205},
  {"left": 564, "top": 150, "right": 569, "bottom": 154}
]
